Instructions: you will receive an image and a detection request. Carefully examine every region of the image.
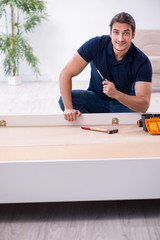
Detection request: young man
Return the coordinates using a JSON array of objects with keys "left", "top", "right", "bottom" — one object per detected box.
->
[{"left": 59, "top": 12, "right": 152, "bottom": 121}]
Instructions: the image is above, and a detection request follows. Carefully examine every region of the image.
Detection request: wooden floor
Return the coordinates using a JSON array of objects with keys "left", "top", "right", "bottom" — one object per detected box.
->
[
  {"left": 0, "top": 81, "right": 160, "bottom": 240},
  {"left": 0, "top": 200, "right": 160, "bottom": 240}
]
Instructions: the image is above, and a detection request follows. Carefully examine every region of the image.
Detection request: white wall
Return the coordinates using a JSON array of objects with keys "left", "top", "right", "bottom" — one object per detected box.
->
[{"left": 0, "top": 0, "right": 160, "bottom": 81}]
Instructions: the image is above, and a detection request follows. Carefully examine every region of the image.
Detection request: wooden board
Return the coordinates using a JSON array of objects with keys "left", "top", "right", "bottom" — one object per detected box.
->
[{"left": 0, "top": 124, "right": 160, "bottom": 161}]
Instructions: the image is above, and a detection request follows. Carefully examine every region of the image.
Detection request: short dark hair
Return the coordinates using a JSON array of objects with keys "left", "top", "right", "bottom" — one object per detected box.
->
[{"left": 109, "top": 12, "right": 136, "bottom": 34}]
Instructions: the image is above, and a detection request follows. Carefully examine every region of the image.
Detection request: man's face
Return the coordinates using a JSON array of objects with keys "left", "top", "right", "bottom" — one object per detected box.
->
[{"left": 110, "top": 22, "right": 135, "bottom": 55}]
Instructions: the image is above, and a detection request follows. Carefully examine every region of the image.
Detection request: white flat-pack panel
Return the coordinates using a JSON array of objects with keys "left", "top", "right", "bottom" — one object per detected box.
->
[
  {"left": 0, "top": 113, "right": 141, "bottom": 126},
  {"left": 0, "top": 113, "right": 159, "bottom": 204},
  {"left": 0, "top": 158, "right": 160, "bottom": 203}
]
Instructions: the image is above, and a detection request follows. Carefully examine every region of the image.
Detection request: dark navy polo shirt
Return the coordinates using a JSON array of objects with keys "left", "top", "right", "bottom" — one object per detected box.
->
[{"left": 77, "top": 35, "right": 152, "bottom": 101}]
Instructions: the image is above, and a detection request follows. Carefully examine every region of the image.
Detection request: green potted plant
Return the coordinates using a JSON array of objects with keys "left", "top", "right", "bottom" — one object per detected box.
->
[{"left": 0, "top": 0, "right": 47, "bottom": 85}]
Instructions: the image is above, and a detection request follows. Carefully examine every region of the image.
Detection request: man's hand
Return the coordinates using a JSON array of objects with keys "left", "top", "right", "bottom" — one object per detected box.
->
[
  {"left": 102, "top": 79, "right": 118, "bottom": 98},
  {"left": 64, "top": 108, "right": 81, "bottom": 121}
]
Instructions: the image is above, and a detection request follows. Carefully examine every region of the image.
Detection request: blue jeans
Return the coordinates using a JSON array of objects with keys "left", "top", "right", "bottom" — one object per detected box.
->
[{"left": 58, "top": 89, "right": 135, "bottom": 113}]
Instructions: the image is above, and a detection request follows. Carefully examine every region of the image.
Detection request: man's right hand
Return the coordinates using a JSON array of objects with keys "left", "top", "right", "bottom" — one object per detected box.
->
[{"left": 64, "top": 109, "right": 81, "bottom": 121}]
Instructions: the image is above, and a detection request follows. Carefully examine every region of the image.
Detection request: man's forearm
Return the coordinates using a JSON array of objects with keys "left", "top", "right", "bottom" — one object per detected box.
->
[
  {"left": 61, "top": 89, "right": 73, "bottom": 110},
  {"left": 59, "top": 71, "right": 73, "bottom": 110},
  {"left": 116, "top": 91, "right": 150, "bottom": 113}
]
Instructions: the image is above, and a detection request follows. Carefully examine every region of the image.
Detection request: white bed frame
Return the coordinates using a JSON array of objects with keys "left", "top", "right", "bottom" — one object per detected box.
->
[{"left": 0, "top": 113, "right": 160, "bottom": 204}]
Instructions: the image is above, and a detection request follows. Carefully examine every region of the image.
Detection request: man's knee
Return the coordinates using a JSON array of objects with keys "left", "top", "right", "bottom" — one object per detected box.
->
[{"left": 58, "top": 96, "right": 64, "bottom": 111}]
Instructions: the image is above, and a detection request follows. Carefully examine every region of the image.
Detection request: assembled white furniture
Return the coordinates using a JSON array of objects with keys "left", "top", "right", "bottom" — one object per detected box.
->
[{"left": 0, "top": 113, "right": 160, "bottom": 203}]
